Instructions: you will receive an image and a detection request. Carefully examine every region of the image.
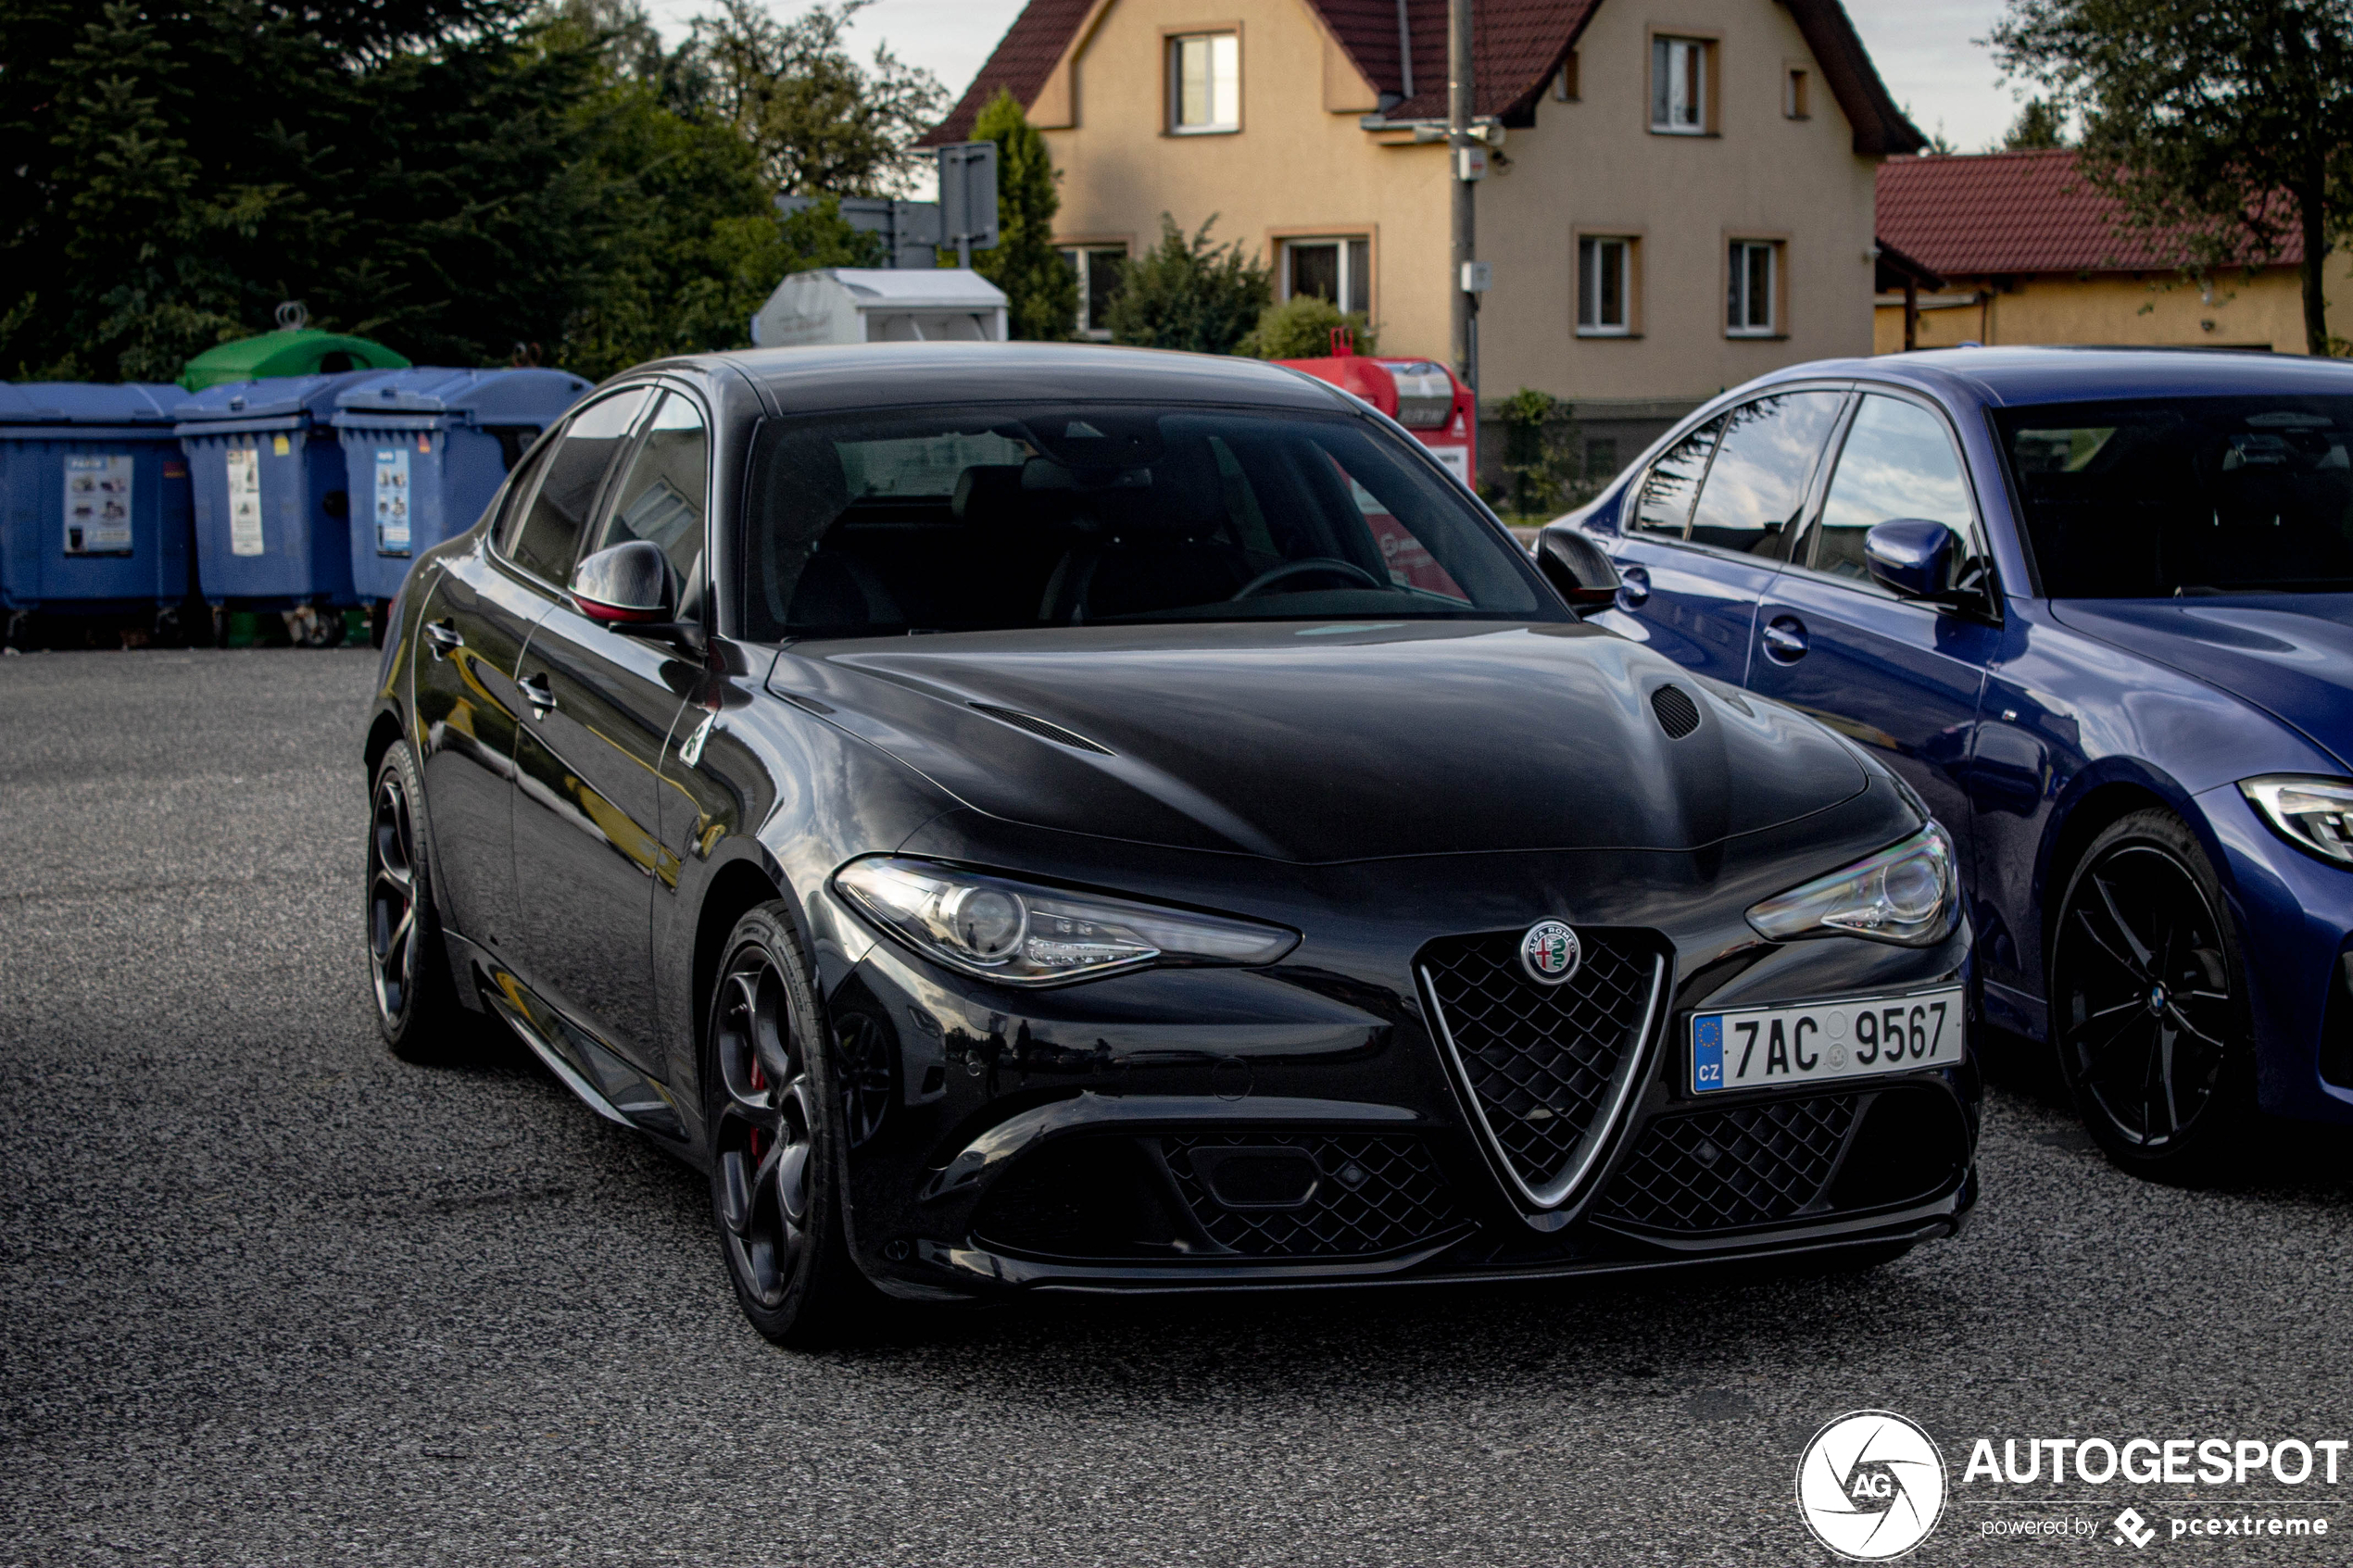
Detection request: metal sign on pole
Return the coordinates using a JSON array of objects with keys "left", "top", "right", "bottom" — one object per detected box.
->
[{"left": 936, "top": 142, "right": 1000, "bottom": 268}]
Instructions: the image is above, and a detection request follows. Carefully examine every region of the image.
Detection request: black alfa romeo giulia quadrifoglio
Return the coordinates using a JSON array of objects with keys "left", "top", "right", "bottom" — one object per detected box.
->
[{"left": 362, "top": 343, "right": 1980, "bottom": 1342}]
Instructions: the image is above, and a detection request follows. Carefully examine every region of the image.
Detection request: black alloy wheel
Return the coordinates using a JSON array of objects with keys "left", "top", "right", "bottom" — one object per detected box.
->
[
  {"left": 2051, "top": 809, "right": 2254, "bottom": 1175},
  {"left": 367, "top": 742, "right": 470, "bottom": 1061},
  {"left": 706, "top": 903, "right": 869, "bottom": 1345}
]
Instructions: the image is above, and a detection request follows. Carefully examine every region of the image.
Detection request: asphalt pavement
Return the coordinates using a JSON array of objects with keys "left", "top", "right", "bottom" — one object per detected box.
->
[{"left": 6, "top": 647, "right": 2353, "bottom": 1566}]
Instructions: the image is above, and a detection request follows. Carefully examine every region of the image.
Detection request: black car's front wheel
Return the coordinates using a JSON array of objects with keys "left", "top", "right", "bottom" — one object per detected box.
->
[
  {"left": 367, "top": 741, "right": 472, "bottom": 1062},
  {"left": 707, "top": 903, "right": 871, "bottom": 1346},
  {"left": 2051, "top": 809, "right": 2254, "bottom": 1177}
]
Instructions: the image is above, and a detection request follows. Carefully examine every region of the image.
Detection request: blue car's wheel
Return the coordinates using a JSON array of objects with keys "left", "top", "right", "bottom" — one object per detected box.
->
[{"left": 2052, "top": 809, "right": 2254, "bottom": 1176}]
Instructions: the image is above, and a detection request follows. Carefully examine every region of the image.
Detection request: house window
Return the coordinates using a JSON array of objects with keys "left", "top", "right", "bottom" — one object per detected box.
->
[
  {"left": 1060, "top": 245, "right": 1127, "bottom": 339},
  {"left": 1577, "top": 236, "right": 1632, "bottom": 335},
  {"left": 1784, "top": 67, "right": 1810, "bottom": 119},
  {"left": 1169, "top": 32, "right": 1240, "bottom": 132},
  {"left": 1554, "top": 52, "right": 1579, "bottom": 102},
  {"left": 1651, "top": 35, "right": 1707, "bottom": 133},
  {"left": 1281, "top": 236, "right": 1371, "bottom": 314},
  {"left": 1728, "top": 240, "right": 1779, "bottom": 335}
]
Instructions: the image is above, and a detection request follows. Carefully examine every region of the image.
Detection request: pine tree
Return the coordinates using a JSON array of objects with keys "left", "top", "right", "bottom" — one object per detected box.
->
[{"left": 969, "top": 89, "right": 1076, "bottom": 341}]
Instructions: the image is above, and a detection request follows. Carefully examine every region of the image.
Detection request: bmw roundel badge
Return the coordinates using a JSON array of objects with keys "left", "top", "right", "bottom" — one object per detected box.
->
[{"left": 1519, "top": 920, "right": 1582, "bottom": 985}]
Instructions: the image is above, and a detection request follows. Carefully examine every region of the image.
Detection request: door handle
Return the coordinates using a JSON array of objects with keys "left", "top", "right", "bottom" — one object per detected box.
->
[
  {"left": 518, "top": 671, "right": 557, "bottom": 717},
  {"left": 1761, "top": 615, "right": 1809, "bottom": 663},
  {"left": 423, "top": 619, "right": 462, "bottom": 660},
  {"left": 1616, "top": 564, "right": 1651, "bottom": 609}
]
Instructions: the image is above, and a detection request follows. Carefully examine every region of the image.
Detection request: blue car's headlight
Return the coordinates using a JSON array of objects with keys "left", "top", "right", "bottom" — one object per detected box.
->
[
  {"left": 1746, "top": 822, "right": 1959, "bottom": 947},
  {"left": 2241, "top": 776, "right": 2353, "bottom": 866},
  {"left": 833, "top": 857, "right": 1300, "bottom": 986}
]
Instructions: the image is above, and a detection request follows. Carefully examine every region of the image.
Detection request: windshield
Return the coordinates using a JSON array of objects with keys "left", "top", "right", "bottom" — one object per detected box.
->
[
  {"left": 1996, "top": 395, "right": 2353, "bottom": 596},
  {"left": 738, "top": 403, "right": 1558, "bottom": 639}
]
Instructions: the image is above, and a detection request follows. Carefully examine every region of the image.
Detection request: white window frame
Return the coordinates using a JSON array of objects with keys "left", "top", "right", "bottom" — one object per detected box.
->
[
  {"left": 1728, "top": 240, "right": 1779, "bottom": 336},
  {"left": 1577, "top": 236, "right": 1633, "bottom": 336},
  {"left": 1277, "top": 235, "right": 1372, "bottom": 316},
  {"left": 1168, "top": 32, "right": 1240, "bottom": 134},
  {"left": 1060, "top": 245, "right": 1127, "bottom": 339},
  {"left": 1651, "top": 35, "right": 1707, "bottom": 133}
]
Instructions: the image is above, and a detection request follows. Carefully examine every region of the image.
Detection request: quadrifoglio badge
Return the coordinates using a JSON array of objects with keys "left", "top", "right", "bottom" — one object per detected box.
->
[{"left": 1796, "top": 1411, "right": 2343, "bottom": 1556}]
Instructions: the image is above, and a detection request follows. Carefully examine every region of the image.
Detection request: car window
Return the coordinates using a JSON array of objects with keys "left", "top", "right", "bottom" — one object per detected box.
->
[
  {"left": 1629, "top": 418, "right": 1721, "bottom": 538},
  {"left": 1811, "top": 395, "right": 1974, "bottom": 583},
  {"left": 1995, "top": 395, "right": 2353, "bottom": 596},
  {"left": 1685, "top": 391, "right": 1845, "bottom": 559},
  {"left": 593, "top": 392, "right": 709, "bottom": 590},
  {"left": 739, "top": 403, "right": 1558, "bottom": 638},
  {"left": 501, "top": 387, "right": 650, "bottom": 585}
]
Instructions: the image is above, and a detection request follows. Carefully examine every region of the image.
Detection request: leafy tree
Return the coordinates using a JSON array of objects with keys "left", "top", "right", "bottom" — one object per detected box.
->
[
  {"left": 968, "top": 89, "right": 1075, "bottom": 340},
  {"left": 1992, "top": 0, "right": 2353, "bottom": 354},
  {"left": 1103, "top": 215, "right": 1270, "bottom": 356},
  {"left": 694, "top": 0, "right": 945, "bottom": 196},
  {"left": 2001, "top": 97, "right": 2069, "bottom": 150},
  {"left": 1236, "top": 295, "right": 1377, "bottom": 359}
]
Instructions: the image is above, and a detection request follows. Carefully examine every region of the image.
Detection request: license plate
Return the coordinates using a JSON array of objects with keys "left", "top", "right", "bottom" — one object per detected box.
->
[{"left": 1690, "top": 986, "right": 1964, "bottom": 1094}]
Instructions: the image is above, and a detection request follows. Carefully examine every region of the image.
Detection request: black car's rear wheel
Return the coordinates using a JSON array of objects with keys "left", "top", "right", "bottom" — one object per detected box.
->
[
  {"left": 2051, "top": 809, "right": 2254, "bottom": 1176},
  {"left": 367, "top": 742, "right": 472, "bottom": 1062},
  {"left": 707, "top": 903, "right": 871, "bottom": 1345}
]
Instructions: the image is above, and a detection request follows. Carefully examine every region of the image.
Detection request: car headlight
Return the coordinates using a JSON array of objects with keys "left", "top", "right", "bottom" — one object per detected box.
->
[
  {"left": 832, "top": 857, "right": 1300, "bottom": 986},
  {"left": 1746, "top": 822, "right": 1958, "bottom": 947},
  {"left": 2241, "top": 776, "right": 2353, "bottom": 865}
]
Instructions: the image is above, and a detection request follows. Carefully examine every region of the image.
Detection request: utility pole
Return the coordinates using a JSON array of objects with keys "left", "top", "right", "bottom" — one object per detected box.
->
[{"left": 1448, "top": 0, "right": 1477, "bottom": 395}]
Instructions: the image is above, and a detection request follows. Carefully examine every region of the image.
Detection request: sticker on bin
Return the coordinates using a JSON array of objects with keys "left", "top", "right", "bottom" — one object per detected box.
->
[
  {"left": 226, "top": 445, "right": 264, "bottom": 556},
  {"left": 1690, "top": 985, "right": 1964, "bottom": 1094},
  {"left": 374, "top": 447, "right": 411, "bottom": 555},
  {"left": 62, "top": 454, "right": 133, "bottom": 555}
]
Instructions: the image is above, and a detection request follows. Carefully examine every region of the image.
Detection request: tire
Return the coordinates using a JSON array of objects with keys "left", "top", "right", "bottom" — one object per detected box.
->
[
  {"left": 705, "top": 902, "right": 875, "bottom": 1347},
  {"left": 2049, "top": 809, "right": 2255, "bottom": 1178},
  {"left": 366, "top": 741, "right": 474, "bottom": 1063}
]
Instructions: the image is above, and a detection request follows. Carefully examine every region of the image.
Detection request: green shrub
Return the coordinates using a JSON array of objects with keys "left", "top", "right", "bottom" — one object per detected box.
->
[
  {"left": 1237, "top": 294, "right": 1377, "bottom": 358},
  {"left": 1104, "top": 215, "right": 1270, "bottom": 355}
]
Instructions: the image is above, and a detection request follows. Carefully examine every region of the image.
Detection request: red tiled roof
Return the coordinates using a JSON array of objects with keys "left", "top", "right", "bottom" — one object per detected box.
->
[
  {"left": 925, "top": 0, "right": 1920, "bottom": 154},
  {"left": 1876, "top": 148, "right": 2305, "bottom": 277}
]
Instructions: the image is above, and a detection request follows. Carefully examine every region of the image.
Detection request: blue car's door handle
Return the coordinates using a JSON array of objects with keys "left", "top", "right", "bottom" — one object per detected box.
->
[
  {"left": 1616, "top": 564, "right": 1651, "bottom": 609},
  {"left": 1761, "top": 615, "right": 1808, "bottom": 663}
]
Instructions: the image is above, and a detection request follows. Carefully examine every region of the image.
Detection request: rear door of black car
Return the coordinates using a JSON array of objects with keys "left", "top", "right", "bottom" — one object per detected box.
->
[
  {"left": 509, "top": 387, "right": 703, "bottom": 1073},
  {"left": 410, "top": 436, "right": 562, "bottom": 951}
]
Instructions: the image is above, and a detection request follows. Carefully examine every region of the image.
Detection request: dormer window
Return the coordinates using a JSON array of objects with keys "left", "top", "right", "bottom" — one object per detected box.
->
[{"left": 1169, "top": 32, "right": 1240, "bottom": 133}]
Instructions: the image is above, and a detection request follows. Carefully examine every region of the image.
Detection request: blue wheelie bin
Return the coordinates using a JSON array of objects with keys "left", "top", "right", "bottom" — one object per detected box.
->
[
  {"left": 175, "top": 373, "right": 381, "bottom": 646},
  {"left": 331, "top": 368, "right": 589, "bottom": 620},
  {"left": 0, "top": 383, "right": 195, "bottom": 646}
]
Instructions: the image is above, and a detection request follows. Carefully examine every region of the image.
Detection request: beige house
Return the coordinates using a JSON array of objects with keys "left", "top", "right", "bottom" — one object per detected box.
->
[
  {"left": 924, "top": 0, "right": 1921, "bottom": 479},
  {"left": 1874, "top": 149, "right": 2353, "bottom": 356}
]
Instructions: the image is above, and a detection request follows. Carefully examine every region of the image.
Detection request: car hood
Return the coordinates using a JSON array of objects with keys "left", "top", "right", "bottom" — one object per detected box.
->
[
  {"left": 764, "top": 621, "right": 1869, "bottom": 862},
  {"left": 2050, "top": 596, "right": 2353, "bottom": 771}
]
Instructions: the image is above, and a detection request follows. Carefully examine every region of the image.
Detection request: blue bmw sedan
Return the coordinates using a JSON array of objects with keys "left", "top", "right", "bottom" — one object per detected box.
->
[{"left": 1541, "top": 346, "right": 2353, "bottom": 1175}]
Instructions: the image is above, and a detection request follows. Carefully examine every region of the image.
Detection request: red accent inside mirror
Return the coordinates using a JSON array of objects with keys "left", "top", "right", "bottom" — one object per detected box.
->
[{"left": 576, "top": 597, "right": 662, "bottom": 625}]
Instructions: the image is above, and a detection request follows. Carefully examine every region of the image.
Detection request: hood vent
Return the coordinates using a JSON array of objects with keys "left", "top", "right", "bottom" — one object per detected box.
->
[
  {"left": 968, "top": 702, "right": 1114, "bottom": 755},
  {"left": 1651, "top": 684, "right": 1701, "bottom": 740}
]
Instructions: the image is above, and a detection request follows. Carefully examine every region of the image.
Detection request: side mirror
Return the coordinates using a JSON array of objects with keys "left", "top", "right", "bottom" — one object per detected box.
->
[
  {"left": 1863, "top": 519, "right": 1960, "bottom": 602},
  {"left": 1533, "top": 525, "right": 1623, "bottom": 610},
  {"left": 571, "top": 541, "right": 674, "bottom": 625}
]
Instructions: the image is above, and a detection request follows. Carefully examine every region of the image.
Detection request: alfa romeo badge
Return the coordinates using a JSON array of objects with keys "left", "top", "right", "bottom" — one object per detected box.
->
[{"left": 1519, "top": 920, "right": 1582, "bottom": 985}]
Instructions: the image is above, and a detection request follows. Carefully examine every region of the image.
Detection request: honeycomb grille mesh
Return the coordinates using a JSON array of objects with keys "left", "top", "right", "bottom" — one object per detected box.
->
[
  {"left": 1421, "top": 931, "right": 1656, "bottom": 1196},
  {"left": 1164, "top": 1134, "right": 1464, "bottom": 1259},
  {"left": 1594, "top": 1095, "right": 1857, "bottom": 1233}
]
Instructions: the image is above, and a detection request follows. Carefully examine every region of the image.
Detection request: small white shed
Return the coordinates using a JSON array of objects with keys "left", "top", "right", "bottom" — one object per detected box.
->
[{"left": 749, "top": 269, "right": 1011, "bottom": 348}]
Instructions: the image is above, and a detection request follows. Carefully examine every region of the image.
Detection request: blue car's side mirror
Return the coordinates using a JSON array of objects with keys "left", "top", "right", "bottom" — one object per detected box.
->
[{"left": 1863, "top": 519, "right": 1960, "bottom": 602}]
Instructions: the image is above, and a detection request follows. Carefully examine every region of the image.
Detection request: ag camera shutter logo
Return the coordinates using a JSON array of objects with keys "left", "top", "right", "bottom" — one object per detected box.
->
[{"left": 1797, "top": 1410, "right": 1947, "bottom": 1560}]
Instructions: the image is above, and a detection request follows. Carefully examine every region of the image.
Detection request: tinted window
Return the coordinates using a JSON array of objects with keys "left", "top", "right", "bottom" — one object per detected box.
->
[
  {"left": 503, "top": 388, "right": 649, "bottom": 584},
  {"left": 1686, "top": 391, "right": 1844, "bottom": 558},
  {"left": 1996, "top": 395, "right": 2353, "bottom": 596},
  {"left": 594, "top": 393, "right": 708, "bottom": 589},
  {"left": 1631, "top": 418, "right": 1721, "bottom": 537},
  {"left": 740, "top": 404, "right": 1558, "bottom": 639},
  {"left": 1812, "top": 395, "right": 1973, "bottom": 582}
]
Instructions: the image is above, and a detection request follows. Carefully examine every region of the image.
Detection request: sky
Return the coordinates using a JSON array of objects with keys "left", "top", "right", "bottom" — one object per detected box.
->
[{"left": 644, "top": 0, "right": 2027, "bottom": 157}]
